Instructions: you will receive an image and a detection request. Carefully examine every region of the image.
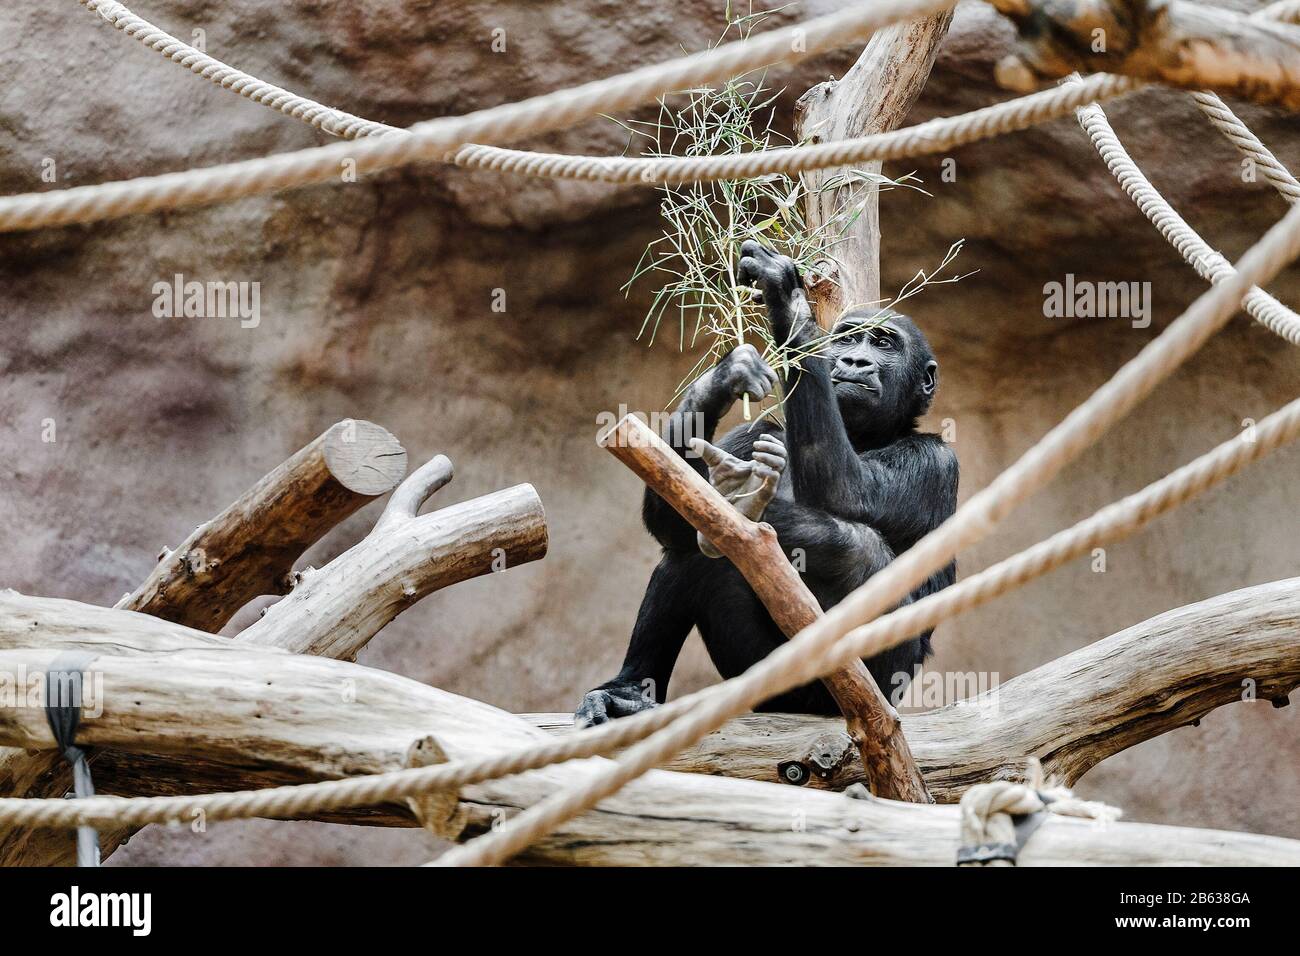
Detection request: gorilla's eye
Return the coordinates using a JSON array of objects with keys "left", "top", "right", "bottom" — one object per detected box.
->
[{"left": 873, "top": 332, "right": 895, "bottom": 350}]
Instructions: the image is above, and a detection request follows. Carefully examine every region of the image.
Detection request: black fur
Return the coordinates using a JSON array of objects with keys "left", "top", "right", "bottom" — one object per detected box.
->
[{"left": 575, "top": 242, "right": 958, "bottom": 724}]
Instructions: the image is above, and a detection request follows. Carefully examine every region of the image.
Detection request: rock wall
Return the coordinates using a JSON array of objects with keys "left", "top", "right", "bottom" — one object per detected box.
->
[{"left": 0, "top": 1, "right": 1295, "bottom": 865}]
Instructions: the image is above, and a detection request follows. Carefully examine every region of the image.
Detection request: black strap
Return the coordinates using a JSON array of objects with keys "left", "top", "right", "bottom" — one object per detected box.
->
[{"left": 44, "top": 652, "right": 101, "bottom": 867}]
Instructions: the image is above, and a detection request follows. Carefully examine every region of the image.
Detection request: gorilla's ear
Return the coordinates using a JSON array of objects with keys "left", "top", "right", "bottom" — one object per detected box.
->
[{"left": 921, "top": 359, "right": 939, "bottom": 397}]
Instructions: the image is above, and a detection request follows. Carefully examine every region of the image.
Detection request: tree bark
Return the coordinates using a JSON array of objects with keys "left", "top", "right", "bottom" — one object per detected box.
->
[
  {"left": 1, "top": 592, "right": 1296, "bottom": 866},
  {"left": 601, "top": 414, "right": 929, "bottom": 802},
  {"left": 990, "top": 0, "right": 1300, "bottom": 110},
  {"left": 118, "top": 418, "right": 406, "bottom": 632},
  {"left": 0, "top": 454, "right": 547, "bottom": 865},
  {"left": 794, "top": 12, "right": 954, "bottom": 325}
]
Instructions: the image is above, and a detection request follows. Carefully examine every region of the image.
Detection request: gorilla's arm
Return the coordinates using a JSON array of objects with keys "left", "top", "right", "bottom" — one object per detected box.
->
[
  {"left": 641, "top": 344, "right": 776, "bottom": 549},
  {"left": 856, "top": 435, "right": 959, "bottom": 548},
  {"left": 738, "top": 241, "right": 866, "bottom": 518},
  {"left": 737, "top": 242, "right": 959, "bottom": 548}
]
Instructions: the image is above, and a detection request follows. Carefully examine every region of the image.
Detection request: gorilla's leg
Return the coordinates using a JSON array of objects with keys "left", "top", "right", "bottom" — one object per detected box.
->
[
  {"left": 762, "top": 498, "right": 929, "bottom": 703},
  {"left": 692, "top": 557, "right": 840, "bottom": 715},
  {"left": 574, "top": 553, "right": 699, "bottom": 726}
]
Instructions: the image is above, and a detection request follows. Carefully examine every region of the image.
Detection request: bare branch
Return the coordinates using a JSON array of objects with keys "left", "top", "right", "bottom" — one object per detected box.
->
[
  {"left": 0, "top": 593, "right": 1295, "bottom": 866},
  {"left": 118, "top": 419, "right": 406, "bottom": 631}
]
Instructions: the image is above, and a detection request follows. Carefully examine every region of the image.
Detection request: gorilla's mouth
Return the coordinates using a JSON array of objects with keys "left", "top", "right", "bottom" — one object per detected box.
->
[{"left": 832, "top": 375, "right": 879, "bottom": 394}]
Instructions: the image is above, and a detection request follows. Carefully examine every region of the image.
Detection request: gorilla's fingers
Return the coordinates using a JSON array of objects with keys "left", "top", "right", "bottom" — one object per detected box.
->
[
  {"left": 752, "top": 452, "right": 784, "bottom": 469},
  {"left": 688, "top": 436, "right": 728, "bottom": 468}
]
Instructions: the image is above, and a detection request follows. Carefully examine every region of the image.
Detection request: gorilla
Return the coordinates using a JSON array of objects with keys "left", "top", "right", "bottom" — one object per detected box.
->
[{"left": 576, "top": 240, "right": 958, "bottom": 725}]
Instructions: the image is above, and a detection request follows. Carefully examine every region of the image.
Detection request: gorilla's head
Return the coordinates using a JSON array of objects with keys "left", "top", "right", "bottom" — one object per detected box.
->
[{"left": 825, "top": 309, "right": 938, "bottom": 446}]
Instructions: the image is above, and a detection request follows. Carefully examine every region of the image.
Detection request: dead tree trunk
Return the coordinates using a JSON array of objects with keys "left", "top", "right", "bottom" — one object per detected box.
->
[
  {"left": 119, "top": 419, "right": 406, "bottom": 631},
  {"left": 523, "top": 576, "right": 1300, "bottom": 797},
  {"left": 0, "top": 432, "right": 547, "bottom": 866},
  {"left": 795, "top": 11, "right": 954, "bottom": 325},
  {"left": 1, "top": 591, "right": 1297, "bottom": 866},
  {"left": 989, "top": 0, "right": 1300, "bottom": 110}
]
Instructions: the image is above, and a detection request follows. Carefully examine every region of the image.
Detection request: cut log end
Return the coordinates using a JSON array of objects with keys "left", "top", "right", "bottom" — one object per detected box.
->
[{"left": 322, "top": 419, "right": 408, "bottom": 495}]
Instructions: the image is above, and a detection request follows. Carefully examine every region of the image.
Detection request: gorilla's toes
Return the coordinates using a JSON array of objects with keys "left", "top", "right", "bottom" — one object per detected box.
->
[{"left": 573, "top": 682, "right": 656, "bottom": 727}]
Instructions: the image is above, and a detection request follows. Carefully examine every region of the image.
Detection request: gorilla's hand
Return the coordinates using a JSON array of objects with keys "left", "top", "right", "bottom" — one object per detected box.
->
[
  {"left": 574, "top": 678, "right": 657, "bottom": 726},
  {"left": 688, "top": 433, "right": 787, "bottom": 558},
  {"left": 738, "top": 240, "right": 812, "bottom": 344},
  {"left": 711, "top": 342, "right": 777, "bottom": 405}
]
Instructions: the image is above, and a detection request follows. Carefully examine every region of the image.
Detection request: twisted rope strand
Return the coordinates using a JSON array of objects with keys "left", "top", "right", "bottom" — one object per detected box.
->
[
  {"left": 3, "top": 392, "right": 1299, "bottom": 831},
  {"left": 77, "top": 1, "right": 1139, "bottom": 185},
  {"left": 81, "top": 0, "right": 400, "bottom": 139},
  {"left": 1192, "top": 91, "right": 1300, "bottom": 205},
  {"left": 0, "top": 0, "right": 954, "bottom": 230},
  {"left": 432, "top": 199, "right": 1300, "bottom": 866},
  {"left": 78, "top": 1, "right": 1139, "bottom": 186},
  {"left": 1074, "top": 88, "right": 1300, "bottom": 344}
]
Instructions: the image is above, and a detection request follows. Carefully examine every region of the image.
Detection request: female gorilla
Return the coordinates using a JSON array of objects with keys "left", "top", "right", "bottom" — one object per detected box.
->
[{"left": 576, "top": 241, "right": 958, "bottom": 725}]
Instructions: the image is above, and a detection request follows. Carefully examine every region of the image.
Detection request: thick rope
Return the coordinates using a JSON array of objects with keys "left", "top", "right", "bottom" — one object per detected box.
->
[
  {"left": 78, "top": 1, "right": 1139, "bottom": 186},
  {"left": 431, "top": 198, "right": 1300, "bottom": 866},
  {"left": 80, "top": 0, "right": 399, "bottom": 140},
  {"left": 79, "top": 0, "right": 1138, "bottom": 186},
  {"left": 19, "top": 0, "right": 1300, "bottom": 228},
  {"left": 1073, "top": 87, "right": 1300, "bottom": 344},
  {"left": 3, "top": 391, "right": 1300, "bottom": 833},
  {"left": 0, "top": 0, "right": 955, "bottom": 230},
  {"left": 1192, "top": 92, "right": 1300, "bottom": 205}
]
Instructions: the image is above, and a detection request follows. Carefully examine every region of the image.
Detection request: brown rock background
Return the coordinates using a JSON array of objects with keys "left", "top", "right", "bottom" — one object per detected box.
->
[{"left": 0, "top": 1, "right": 1296, "bottom": 865}]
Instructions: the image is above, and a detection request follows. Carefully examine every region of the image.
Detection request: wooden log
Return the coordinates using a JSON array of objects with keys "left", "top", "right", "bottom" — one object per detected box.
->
[
  {"left": 0, "top": 457, "right": 547, "bottom": 865},
  {"left": 521, "top": 576, "right": 1300, "bottom": 797},
  {"left": 990, "top": 0, "right": 1300, "bottom": 111},
  {"left": 600, "top": 414, "right": 930, "bottom": 803},
  {"left": 118, "top": 419, "right": 407, "bottom": 631},
  {"left": 794, "top": 12, "right": 953, "bottom": 325},
  {"left": 236, "top": 463, "right": 548, "bottom": 659},
  {"left": 0, "top": 593, "right": 1296, "bottom": 866},
  {"left": 1, "top": 419, "right": 402, "bottom": 865}
]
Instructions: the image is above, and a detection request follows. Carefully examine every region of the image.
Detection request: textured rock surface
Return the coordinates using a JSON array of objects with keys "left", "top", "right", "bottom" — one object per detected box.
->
[{"left": 0, "top": 0, "right": 1296, "bottom": 865}]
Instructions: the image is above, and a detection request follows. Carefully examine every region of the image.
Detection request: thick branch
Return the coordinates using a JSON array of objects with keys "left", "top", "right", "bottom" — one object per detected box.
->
[
  {"left": 991, "top": 0, "right": 1300, "bottom": 110},
  {"left": 600, "top": 414, "right": 930, "bottom": 803},
  {"left": 523, "top": 576, "right": 1300, "bottom": 797},
  {"left": 119, "top": 419, "right": 407, "bottom": 631},
  {"left": 794, "top": 12, "right": 953, "bottom": 324},
  {"left": 0, "top": 454, "right": 546, "bottom": 864},
  {"left": 237, "top": 479, "right": 548, "bottom": 659},
  {"left": 0, "top": 594, "right": 1296, "bottom": 866}
]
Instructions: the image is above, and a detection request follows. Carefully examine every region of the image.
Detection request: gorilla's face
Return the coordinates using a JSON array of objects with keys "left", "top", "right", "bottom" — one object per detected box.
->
[{"left": 826, "top": 310, "right": 938, "bottom": 444}]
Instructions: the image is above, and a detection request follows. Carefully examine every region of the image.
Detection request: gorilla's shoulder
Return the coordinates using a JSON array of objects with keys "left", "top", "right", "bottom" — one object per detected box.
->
[{"left": 911, "top": 432, "right": 959, "bottom": 474}]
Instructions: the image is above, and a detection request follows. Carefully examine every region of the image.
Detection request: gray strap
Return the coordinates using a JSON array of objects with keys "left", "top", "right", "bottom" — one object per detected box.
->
[{"left": 44, "top": 651, "right": 101, "bottom": 867}]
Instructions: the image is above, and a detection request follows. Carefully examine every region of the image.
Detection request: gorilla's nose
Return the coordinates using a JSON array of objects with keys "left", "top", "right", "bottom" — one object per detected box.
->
[{"left": 839, "top": 353, "right": 875, "bottom": 371}]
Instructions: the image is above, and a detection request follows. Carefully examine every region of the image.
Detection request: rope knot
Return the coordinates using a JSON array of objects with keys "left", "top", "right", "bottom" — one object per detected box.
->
[{"left": 956, "top": 760, "right": 1120, "bottom": 866}]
